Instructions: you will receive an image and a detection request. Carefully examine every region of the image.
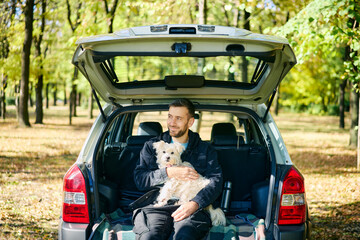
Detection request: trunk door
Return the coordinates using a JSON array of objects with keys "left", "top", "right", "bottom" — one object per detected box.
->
[{"left": 72, "top": 24, "right": 296, "bottom": 106}]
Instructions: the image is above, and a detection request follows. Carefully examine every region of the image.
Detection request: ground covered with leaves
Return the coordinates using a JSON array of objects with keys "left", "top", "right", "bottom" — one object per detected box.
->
[
  {"left": 0, "top": 106, "right": 359, "bottom": 239},
  {"left": 0, "top": 106, "right": 95, "bottom": 239},
  {"left": 273, "top": 113, "right": 359, "bottom": 239}
]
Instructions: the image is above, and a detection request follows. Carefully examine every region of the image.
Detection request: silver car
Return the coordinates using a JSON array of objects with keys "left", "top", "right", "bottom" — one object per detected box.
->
[{"left": 59, "top": 24, "right": 311, "bottom": 240}]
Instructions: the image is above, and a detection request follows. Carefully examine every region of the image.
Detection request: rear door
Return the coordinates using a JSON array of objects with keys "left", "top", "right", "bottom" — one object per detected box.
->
[{"left": 72, "top": 24, "right": 296, "bottom": 106}]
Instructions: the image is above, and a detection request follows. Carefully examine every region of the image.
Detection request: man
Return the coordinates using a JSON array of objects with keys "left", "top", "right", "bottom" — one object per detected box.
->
[{"left": 133, "top": 98, "right": 223, "bottom": 240}]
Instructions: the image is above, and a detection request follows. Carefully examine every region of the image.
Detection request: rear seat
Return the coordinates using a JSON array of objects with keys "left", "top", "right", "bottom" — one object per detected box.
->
[
  {"left": 100, "top": 122, "right": 163, "bottom": 213},
  {"left": 211, "top": 123, "right": 269, "bottom": 207}
]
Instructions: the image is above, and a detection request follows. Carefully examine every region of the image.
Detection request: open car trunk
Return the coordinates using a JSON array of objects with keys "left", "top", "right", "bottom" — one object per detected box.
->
[{"left": 91, "top": 104, "right": 275, "bottom": 238}]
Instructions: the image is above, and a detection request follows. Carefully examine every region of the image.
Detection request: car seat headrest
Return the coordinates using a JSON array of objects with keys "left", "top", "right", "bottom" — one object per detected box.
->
[
  {"left": 126, "top": 135, "right": 154, "bottom": 146},
  {"left": 137, "top": 121, "right": 163, "bottom": 136},
  {"left": 210, "top": 122, "right": 237, "bottom": 142},
  {"left": 212, "top": 135, "right": 244, "bottom": 146}
]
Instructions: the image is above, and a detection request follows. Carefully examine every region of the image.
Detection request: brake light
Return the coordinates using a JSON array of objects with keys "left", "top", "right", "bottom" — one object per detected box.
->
[
  {"left": 278, "top": 167, "right": 306, "bottom": 225},
  {"left": 62, "top": 164, "right": 89, "bottom": 223}
]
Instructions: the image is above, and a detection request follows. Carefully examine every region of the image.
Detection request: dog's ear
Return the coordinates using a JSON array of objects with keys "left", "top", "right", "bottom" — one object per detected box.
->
[
  {"left": 174, "top": 142, "right": 185, "bottom": 154},
  {"left": 153, "top": 140, "right": 165, "bottom": 154}
]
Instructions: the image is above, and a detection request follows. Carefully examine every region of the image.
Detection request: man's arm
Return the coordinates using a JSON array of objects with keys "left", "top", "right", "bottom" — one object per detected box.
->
[
  {"left": 190, "top": 145, "right": 223, "bottom": 209},
  {"left": 171, "top": 201, "right": 199, "bottom": 221},
  {"left": 173, "top": 144, "right": 223, "bottom": 221},
  {"left": 166, "top": 166, "right": 199, "bottom": 180}
]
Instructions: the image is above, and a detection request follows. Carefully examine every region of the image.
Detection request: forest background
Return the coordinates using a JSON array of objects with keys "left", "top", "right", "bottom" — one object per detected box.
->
[{"left": 0, "top": 0, "right": 359, "bottom": 146}]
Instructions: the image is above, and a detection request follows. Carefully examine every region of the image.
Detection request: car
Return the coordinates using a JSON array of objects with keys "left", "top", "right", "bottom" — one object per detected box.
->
[{"left": 58, "top": 24, "right": 311, "bottom": 240}]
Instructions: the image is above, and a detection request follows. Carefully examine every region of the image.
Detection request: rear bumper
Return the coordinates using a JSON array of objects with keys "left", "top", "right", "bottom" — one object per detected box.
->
[
  {"left": 275, "top": 222, "right": 310, "bottom": 240},
  {"left": 58, "top": 218, "right": 88, "bottom": 240}
]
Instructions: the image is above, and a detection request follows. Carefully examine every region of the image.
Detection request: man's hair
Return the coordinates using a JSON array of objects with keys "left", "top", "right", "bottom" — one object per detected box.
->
[{"left": 169, "top": 98, "right": 195, "bottom": 118}]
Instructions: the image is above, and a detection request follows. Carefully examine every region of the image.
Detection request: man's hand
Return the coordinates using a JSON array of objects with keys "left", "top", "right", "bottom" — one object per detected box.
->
[
  {"left": 166, "top": 166, "right": 199, "bottom": 180},
  {"left": 171, "top": 201, "right": 199, "bottom": 222}
]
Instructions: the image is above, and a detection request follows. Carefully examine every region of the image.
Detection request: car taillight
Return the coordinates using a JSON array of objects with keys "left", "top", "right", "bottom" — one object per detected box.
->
[
  {"left": 278, "top": 166, "right": 306, "bottom": 225},
  {"left": 62, "top": 164, "right": 89, "bottom": 223}
]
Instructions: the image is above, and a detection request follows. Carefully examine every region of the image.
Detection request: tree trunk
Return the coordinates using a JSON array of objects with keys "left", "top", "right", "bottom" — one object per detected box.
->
[
  {"left": 339, "top": 79, "right": 347, "bottom": 128},
  {"left": 350, "top": 83, "right": 359, "bottom": 146},
  {"left": 66, "top": 0, "right": 83, "bottom": 124},
  {"left": 71, "top": 84, "right": 77, "bottom": 116},
  {"left": 89, "top": 88, "right": 93, "bottom": 119},
  {"left": 53, "top": 83, "right": 57, "bottom": 106},
  {"left": 197, "top": 0, "right": 207, "bottom": 75},
  {"left": 34, "top": 0, "right": 46, "bottom": 124},
  {"left": 46, "top": 83, "right": 49, "bottom": 109},
  {"left": 29, "top": 83, "right": 33, "bottom": 107},
  {"left": 77, "top": 92, "right": 81, "bottom": 106},
  {"left": 69, "top": 90, "right": 73, "bottom": 125},
  {"left": 241, "top": 10, "right": 250, "bottom": 83},
  {"left": 64, "top": 83, "right": 67, "bottom": 105},
  {"left": 358, "top": 96, "right": 360, "bottom": 170},
  {"left": 103, "top": 0, "right": 120, "bottom": 34},
  {"left": 228, "top": 57, "right": 235, "bottom": 81},
  {"left": 274, "top": 86, "right": 280, "bottom": 115},
  {"left": 69, "top": 84, "right": 77, "bottom": 125},
  {"left": 18, "top": 0, "right": 34, "bottom": 127},
  {"left": 2, "top": 91, "right": 6, "bottom": 120},
  {"left": 0, "top": 95, "right": 2, "bottom": 117},
  {"left": 35, "top": 74, "right": 43, "bottom": 124},
  {"left": 0, "top": 74, "right": 5, "bottom": 118}
]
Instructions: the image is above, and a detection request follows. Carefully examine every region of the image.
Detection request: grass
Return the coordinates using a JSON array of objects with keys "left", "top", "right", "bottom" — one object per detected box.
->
[{"left": 0, "top": 106, "right": 359, "bottom": 239}]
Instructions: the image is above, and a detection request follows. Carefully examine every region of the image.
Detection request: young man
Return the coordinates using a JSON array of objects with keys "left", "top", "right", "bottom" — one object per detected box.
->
[{"left": 133, "top": 98, "right": 223, "bottom": 240}]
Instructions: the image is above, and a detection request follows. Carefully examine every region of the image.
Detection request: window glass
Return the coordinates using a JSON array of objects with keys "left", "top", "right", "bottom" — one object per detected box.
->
[
  {"left": 132, "top": 111, "right": 246, "bottom": 141},
  {"left": 101, "top": 56, "right": 269, "bottom": 85}
]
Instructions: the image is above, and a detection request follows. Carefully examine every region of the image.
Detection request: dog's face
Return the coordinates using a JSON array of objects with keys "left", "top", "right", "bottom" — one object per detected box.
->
[{"left": 153, "top": 141, "right": 185, "bottom": 168}]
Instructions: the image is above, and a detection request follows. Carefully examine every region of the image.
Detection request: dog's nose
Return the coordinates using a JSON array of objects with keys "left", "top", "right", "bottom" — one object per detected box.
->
[{"left": 166, "top": 156, "right": 170, "bottom": 161}]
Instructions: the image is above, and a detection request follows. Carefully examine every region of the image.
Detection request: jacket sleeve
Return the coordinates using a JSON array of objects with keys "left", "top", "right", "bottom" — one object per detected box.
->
[
  {"left": 134, "top": 140, "right": 168, "bottom": 191},
  {"left": 191, "top": 145, "right": 223, "bottom": 209}
]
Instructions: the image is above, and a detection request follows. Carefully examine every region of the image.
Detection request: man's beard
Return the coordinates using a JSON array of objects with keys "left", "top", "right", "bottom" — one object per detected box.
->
[{"left": 168, "top": 126, "right": 187, "bottom": 138}]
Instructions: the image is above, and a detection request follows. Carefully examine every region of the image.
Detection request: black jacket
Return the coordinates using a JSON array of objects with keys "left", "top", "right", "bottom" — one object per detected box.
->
[{"left": 134, "top": 130, "right": 223, "bottom": 209}]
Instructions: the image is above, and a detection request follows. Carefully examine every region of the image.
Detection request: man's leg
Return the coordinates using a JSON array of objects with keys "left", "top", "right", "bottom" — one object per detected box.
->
[
  {"left": 133, "top": 207, "right": 174, "bottom": 240},
  {"left": 173, "top": 210, "right": 211, "bottom": 240}
]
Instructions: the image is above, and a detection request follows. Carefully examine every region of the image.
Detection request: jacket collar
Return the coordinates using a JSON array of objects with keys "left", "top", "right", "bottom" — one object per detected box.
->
[{"left": 160, "top": 130, "right": 200, "bottom": 150}]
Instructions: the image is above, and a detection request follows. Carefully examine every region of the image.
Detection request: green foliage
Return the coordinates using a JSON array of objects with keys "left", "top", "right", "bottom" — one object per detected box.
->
[
  {"left": 273, "top": 0, "right": 359, "bottom": 114},
  {"left": 0, "top": 0, "right": 357, "bottom": 115}
]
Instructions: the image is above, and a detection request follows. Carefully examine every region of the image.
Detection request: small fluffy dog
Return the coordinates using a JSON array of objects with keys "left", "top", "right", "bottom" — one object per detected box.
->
[{"left": 153, "top": 140, "right": 226, "bottom": 226}]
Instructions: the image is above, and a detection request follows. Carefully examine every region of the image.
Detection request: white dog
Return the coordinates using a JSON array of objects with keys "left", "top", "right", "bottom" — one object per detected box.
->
[{"left": 153, "top": 140, "right": 226, "bottom": 226}]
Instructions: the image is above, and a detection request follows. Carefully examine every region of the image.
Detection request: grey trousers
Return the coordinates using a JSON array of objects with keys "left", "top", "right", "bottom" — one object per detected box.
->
[{"left": 132, "top": 205, "right": 211, "bottom": 240}]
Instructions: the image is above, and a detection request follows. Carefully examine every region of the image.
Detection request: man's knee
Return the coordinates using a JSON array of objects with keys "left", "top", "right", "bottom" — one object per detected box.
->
[
  {"left": 173, "top": 225, "right": 203, "bottom": 240},
  {"left": 133, "top": 207, "right": 174, "bottom": 240},
  {"left": 173, "top": 211, "right": 211, "bottom": 240},
  {"left": 137, "top": 231, "right": 167, "bottom": 240}
]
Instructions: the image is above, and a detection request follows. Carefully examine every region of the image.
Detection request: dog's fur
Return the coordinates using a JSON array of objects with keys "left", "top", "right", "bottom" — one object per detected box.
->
[{"left": 153, "top": 140, "right": 226, "bottom": 226}]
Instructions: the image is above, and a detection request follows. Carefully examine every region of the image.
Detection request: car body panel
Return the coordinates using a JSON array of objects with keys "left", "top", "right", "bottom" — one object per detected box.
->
[
  {"left": 76, "top": 104, "right": 113, "bottom": 164},
  {"left": 58, "top": 220, "right": 88, "bottom": 240}
]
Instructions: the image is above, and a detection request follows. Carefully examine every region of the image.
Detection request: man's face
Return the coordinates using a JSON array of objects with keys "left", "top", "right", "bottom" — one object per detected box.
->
[{"left": 167, "top": 106, "right": 194, "bottom": 139}]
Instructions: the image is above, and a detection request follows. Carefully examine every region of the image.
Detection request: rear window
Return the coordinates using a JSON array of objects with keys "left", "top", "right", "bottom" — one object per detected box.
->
[
  {"left": 98, "top": 56, "right": 270, "bottom": 88},
  {"left": 132, "top": 111, "right": 247, "bottom": 142}
]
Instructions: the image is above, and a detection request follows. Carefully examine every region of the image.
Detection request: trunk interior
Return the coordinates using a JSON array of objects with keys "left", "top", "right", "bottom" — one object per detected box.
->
[{"left": 94, "top": 107, "right": 271, "bottom": 225}]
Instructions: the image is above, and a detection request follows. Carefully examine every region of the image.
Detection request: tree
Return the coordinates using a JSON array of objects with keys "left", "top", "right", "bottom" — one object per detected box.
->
[
  {"left": 0, "top": 0, "right": 17, "bottom": 119},
  {"left": 103, "top": 0, "right": 119, "bottom": 34},
  {"left": 66, "top": 0, "right": 83, "bottom": 124},
  {"left": 33, "top": 0, "right": 47, "bottom": 124},
  {"left": 275, "top": 0, "right": 360, "bottom": 168},
  {"left": 18, "top": 0, "right": 35, "bottom": 127}
]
